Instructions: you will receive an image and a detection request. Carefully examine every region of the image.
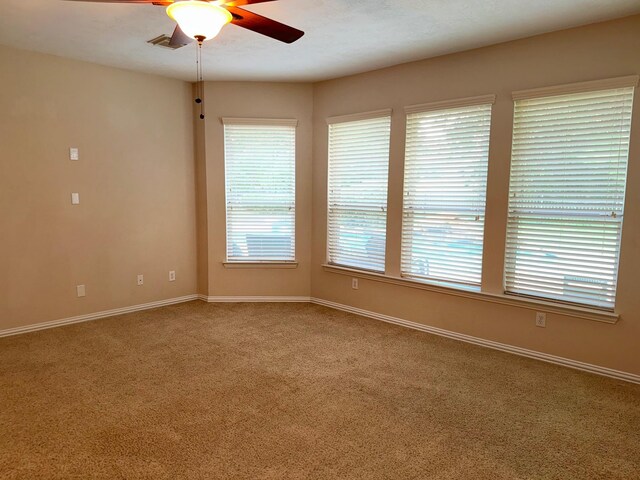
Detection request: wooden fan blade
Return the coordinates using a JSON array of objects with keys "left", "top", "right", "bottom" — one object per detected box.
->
[
  {"left": 170, "top": 25, "right": 194, "bottom": 47},
  {"left": 226, "top": 6, "right": 304, "bottom": 44}
]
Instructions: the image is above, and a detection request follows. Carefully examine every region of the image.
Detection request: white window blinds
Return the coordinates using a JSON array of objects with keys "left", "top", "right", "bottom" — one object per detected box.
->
[
  {"left": 327, "top": 113, "right": 391, "bottom": 272},
  {"left": 224, "top": 120, "right": 296, "bottom": 262},
  {"left": 401, "top": 101, "right": 493, "bottom": 286},
  {"left": 506, "top": 86, "right": 634, "bottom": 308}
]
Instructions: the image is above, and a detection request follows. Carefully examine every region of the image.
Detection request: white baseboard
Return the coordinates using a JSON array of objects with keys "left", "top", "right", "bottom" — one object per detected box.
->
[
  {"left": 310, "top": 297, "right": 640, "bottom": 385},
  {"left": 3, "top": 293, "right": 637, "bottom": 384},
  {"left": 199, "top": 295, "right": 311, "bottom": 303},
  {"left": 0, "top": 295, "right": 199, "bottom": 338}
]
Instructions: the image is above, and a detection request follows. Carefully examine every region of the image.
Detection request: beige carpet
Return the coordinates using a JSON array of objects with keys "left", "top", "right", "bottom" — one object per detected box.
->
[{"left": 0, "top": 302, "right": 638, "bottom": 479}]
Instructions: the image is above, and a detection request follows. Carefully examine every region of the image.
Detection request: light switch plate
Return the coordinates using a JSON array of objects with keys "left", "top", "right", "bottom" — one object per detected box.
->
[
  {"left": 71, "top": 193, "right": 80, "bottom": 205},
  {"left": 70, "top": 148, "right": 79, "bottom": 161},
  {"left": 77, "top": 285, "right": 86, "bottom": 297}
]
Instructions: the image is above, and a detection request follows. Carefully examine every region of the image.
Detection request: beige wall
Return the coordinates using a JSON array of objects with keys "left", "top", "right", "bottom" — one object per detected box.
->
[
  {"left": 0, "top": 46, "right": 198, "bottom": 330},
  {"left": 1, "top": 15, "right": 639, "bottom": 377},
  {"left": 199, "top": 82, "right": 313, "bottom": 298},
  {"left": 311, "top": 15, "right": 640, "bottom": 375},
  {"left": 193, "top": 89, "right": 210, "bottom": 296}
]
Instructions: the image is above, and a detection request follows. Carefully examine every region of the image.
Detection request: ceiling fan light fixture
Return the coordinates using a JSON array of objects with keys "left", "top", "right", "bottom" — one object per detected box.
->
[{"left": 166, "top": 1, "right": 232, "bottom": 42}]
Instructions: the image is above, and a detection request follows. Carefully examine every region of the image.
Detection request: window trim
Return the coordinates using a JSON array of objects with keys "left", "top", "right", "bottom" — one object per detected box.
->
[
  {"left": 223, "top": 261, "right": 298, "bottom": 269},
  {"left": 221, "top": 117, "right": 298, "bottom": 127},
  {"left": 404, "top": 93, "right": 496, "bottom": 114},
  {"left": 322, "top": 263, "right": 619, "bottom": 324},
  {"left": 326, "top": 108, "right": 392, "bottom": 125},
  {"left": 401, "top": 96, "right": 494, "bottom": 288},
  {"left": 504, "top": 79, "right": 636, "bottom": 309},
  {"left": 222, "top": 118, "right": 297, "bottom": 263},
  {"left": 511, "top": 75, "right": 638, "bottom": 101},
  {"left": 326, "top": 109, "right": 392, "bottom": 273}
]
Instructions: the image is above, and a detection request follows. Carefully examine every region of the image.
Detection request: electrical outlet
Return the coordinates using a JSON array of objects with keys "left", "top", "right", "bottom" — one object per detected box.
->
[
  {"left": 76, "top": 285, "right": 86, "bottom": 297},
  {"left": 69, "top": 147, "right": 79, "bottom": 161},
  {"left": 137, "top": 274, "right": 144, "bottom": 286},
  {"left": 352, "top": 278, "right": 359, "bottom": 290},
  {"left": 169, "top": 270, "right": 176, "bottom": 282},
  {"left": 535, "top": 312, "right": 546, "bottom": 328}
]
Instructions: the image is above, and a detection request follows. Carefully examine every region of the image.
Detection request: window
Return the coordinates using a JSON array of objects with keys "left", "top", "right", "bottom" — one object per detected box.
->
[
  {"left": 401, "top": 98, "right": 493, "bottom": 287},
  {"left": 223, "top": 118, "right": 296, "bottom": 262},
  {"left": 505, "top": 85, "right": 635, "bottom": 309},
  {"left": 327, "top": 111, "right": 391, "bottom": 272}
]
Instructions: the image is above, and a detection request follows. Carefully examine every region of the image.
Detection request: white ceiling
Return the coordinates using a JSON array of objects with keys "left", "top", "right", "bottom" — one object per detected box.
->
[{"left": 1, "top": 0, "right": 639, "bottom": 82}]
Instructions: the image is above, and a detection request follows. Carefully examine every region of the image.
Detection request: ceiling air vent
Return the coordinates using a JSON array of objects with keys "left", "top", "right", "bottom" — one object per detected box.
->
[{"left": 147, "top": 34, "right": 185, "bottom": 50}]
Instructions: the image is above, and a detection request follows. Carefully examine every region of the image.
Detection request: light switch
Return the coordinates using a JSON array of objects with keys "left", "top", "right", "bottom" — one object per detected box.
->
[
  {"left": 77, "top": 285, "right": 86, "bottom": 297},
  {"left": 70, "top": 148, "right": 79, "bottom": 161},
  {"left": 71, "top": 193, "right": 80, "bottom": 205}
]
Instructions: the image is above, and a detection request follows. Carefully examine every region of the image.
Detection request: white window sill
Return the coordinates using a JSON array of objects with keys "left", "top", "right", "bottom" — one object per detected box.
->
[
  {"left": 224, "top": 261, "right": 298, "bottom": 269},
  {"left": 322, "top": 264, "right": 619, "bottom": 324}
]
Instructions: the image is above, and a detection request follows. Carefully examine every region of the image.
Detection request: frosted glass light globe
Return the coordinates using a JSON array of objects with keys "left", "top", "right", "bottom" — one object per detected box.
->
[{"left": 166, "top": 1, "right": 232, "bottom": 41}]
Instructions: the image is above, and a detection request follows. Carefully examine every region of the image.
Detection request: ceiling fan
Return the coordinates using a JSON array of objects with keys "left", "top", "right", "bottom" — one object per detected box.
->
[
  {"left": 66, "top": 0, "right": 303, "bottom": 119},
  {"left": 65, "top": 0, "right": 305, "bottom": 46}
]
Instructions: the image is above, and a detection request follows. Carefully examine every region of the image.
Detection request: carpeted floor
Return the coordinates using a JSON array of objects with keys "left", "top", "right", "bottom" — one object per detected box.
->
[{"left": 0, "top": 302, "right": 638, "bottom": 479}]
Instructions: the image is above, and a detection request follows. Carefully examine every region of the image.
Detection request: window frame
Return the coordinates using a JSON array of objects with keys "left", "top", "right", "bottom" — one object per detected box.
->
[
  {"left": 222, "top": 117, "right": 298, "bottom": 265},
  {"left": 401, "top": 94, "right": 495, "bottom": 289},
  {"left": 326, "top": 109, "right": 392, "bottom": 273},
  {"left": 504, "top": 76, "right": 638, "bottom": 310}
]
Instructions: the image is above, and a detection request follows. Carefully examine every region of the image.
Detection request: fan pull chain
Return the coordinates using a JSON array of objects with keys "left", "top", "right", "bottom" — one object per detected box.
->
[{"left": 194, "top": 37, "right": 205, "bottom": 120}]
